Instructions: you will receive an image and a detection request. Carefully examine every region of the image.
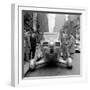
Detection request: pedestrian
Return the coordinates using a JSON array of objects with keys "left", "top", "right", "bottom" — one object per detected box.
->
[
  {"left": 30, "top": 32, "right": 37, "bottom": 59},
  {"left": 67, "top": 34, "right": 75, "bottom": 56},
  {"left": 61, "top": 32, "right": 69, "bottom": 60},
  {"left": 24, "top": 30, "right": 30, "bottom": 62}
]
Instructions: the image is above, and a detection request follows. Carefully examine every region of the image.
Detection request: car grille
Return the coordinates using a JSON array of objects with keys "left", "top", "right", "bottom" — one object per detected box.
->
[{"left": 50, "top": 48, "right": 54, "bottom": 53}]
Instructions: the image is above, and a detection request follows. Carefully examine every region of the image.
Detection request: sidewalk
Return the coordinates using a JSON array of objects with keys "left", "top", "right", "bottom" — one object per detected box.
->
[{"left": 24, "top": 62, "right": 29, "bottom": 75}]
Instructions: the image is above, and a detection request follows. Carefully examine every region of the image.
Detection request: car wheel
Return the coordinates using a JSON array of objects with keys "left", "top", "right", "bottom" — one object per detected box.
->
[
  {"left": 67, "top": 57, "right": 73, "bottom": 69},
  {"left": 75, "top": 50, "right": 80, "bottom": 53},
  {"left": 29, "top": 59, "right": 36, "bottom": 71},
  {"left": 67, "top": 65, "right": 73, "bottom": 69}
]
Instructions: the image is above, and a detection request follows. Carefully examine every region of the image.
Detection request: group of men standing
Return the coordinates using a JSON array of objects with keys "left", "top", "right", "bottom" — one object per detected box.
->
[
  {"left": 61, "top": 32, "right": 75, "bottom": 60},
  {"left": 24, "top": 31, "right": 37, "bottom": 62}
]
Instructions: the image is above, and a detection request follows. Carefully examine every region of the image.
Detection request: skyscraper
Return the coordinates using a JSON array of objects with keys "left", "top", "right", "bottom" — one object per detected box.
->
[
  {"left": 37, "top": 13, "right": 49, "bottom": 33},
  {"left": 54, "top": 14, "right": 66, "bottom": 32}
]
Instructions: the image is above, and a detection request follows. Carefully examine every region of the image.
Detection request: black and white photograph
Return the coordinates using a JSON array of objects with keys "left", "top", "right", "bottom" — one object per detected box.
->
[{"left": 22, "top": 10, "right": 80, "bottom": 78}]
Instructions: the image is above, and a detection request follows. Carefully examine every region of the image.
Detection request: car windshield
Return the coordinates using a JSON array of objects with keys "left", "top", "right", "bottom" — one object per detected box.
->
[{"left": 43, "top": 32, "right": 59, "bottom": 42}]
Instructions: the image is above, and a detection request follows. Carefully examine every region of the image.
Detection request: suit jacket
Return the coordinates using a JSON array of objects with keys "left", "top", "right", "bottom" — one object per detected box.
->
[{"left": 30, "top": 36, "right": 36, "bottom": 48}]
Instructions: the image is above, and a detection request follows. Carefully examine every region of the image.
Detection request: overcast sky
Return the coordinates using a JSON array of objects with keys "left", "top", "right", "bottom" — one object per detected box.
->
[{"left": 47, "top": 14, "right": 56, "bottom": 32}]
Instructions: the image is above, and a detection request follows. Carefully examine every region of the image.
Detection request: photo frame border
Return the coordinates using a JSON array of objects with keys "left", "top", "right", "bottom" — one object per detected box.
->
[{"left": 11, "top": 4, "right": 87, "bottom": 87}]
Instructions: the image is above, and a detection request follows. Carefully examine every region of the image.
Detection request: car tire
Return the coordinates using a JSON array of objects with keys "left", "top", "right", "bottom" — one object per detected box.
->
[
  {"left": 67, "top": 65, "right": 73, "bottom": 69},
  {"left": 67, "top": 57, "right": 73, "bottom": 70},
  {"left": 75, "top": 50, "right": 80, "bottom": 53},
  {"left": 29, "top": 59, "right": 36, "bottom": 71}
]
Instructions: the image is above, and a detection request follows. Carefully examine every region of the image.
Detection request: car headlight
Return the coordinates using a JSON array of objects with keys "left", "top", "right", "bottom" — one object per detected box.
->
[{"left": 49, "top": 41, "right": 54, "bottom": 45}]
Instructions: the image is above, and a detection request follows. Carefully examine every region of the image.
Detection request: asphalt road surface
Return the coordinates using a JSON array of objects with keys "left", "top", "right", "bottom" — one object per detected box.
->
[{"left": 25, "top": 53, "right": 80, "bottom": 77}]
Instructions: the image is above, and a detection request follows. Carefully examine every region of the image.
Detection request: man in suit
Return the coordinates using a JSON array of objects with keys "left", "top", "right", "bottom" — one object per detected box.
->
[
  {"left": 61, "top": 32, "right": 69, "bottom": 60},
  {"left": 30, "top": 32, "right": 37, "bottom": 59},
  {"left": 67, "top": 34, "right": 75, "bottom": 56},
  {"left": 24, "top": 30, "right": 30, "bottom": 62}
]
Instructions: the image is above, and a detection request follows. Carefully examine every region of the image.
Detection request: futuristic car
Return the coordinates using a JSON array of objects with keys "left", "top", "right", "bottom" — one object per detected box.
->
[{"left": 29, "top": 32, "right": 73, "bottom": 71}]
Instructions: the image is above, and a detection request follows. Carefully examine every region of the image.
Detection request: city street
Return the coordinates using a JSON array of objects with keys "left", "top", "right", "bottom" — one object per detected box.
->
[
  {"left": 25, "top": 53, "right": 80, "bottom": 77},
  {"left": 23, "top": 11, "right": 80, "bottom": 78}
]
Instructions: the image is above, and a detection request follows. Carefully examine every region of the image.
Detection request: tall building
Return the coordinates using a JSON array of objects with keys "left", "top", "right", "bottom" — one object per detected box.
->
[
  {"left": 54, "top": 14, "right": 66, "bottom": 32},
  {"left": 53, "top": 14, "right": 66, "bottom": 40},
  {"left": 33, "top": 12, "right": 37, "bottom": 32},
  {"left": 22, "top": 10, "right": 33, "bottom": 32},
  {"left": 37, "top": 13, "right": 49, "bottom": 33},
  {"left": 22, "top": 11, "right": 49, "bottom": 33},
  {"left": 68, "top": 15, "right": 80, "bottom": 39}
]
